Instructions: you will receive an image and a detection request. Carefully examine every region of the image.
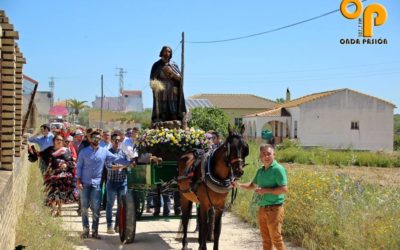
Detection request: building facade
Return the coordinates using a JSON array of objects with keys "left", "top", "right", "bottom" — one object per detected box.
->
[
  {"left": 244, "top": 89, "right": 395, "bottom": 151},
  {"left": 92, "top": 90, "right": 143, "bottom": 112}
]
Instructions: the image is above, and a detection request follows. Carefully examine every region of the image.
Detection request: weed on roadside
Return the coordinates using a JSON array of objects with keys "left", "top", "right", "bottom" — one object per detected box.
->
[{"left": 15, "top": 162, "right": 80, "bottom": 250}]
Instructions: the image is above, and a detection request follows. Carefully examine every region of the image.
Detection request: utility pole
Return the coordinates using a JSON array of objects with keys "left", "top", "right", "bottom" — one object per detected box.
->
[
  {"left": 181, "top": 32, "right": 185, "bottom": 87},
  {"left": 115, "top": 67, "right": 127, "bottom": 111},
  {"left": 49, "top": 76, "right": 55, "bottom": 107},
  {"left": 100, "top": 75, "right": 104, "bottom": 129}
]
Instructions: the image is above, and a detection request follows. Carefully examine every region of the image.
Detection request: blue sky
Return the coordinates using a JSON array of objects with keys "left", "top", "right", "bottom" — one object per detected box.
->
[{"left": 1, "top": 0, "right": 399, "bottom": 112}]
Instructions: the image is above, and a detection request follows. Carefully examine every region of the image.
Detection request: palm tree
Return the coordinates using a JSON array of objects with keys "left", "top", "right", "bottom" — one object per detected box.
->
[{"left": 67, "top": 99, "right": 88, "bottom": 124}]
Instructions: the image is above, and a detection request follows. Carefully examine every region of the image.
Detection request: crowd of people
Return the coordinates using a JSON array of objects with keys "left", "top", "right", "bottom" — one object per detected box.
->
[
  {"left": 29, "top": 124, "right": 289, "bottom": 250},
  {"left": 28, "top": 125, "right": 142, "bottom": 239}
]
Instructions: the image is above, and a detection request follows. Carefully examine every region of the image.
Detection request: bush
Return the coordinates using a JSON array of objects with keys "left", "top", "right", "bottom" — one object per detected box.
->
[
  {"left": 394, "top": 135, "right": 400, "bottom": 151},
  {"left": 188, "top": 107, "right": 230, "bottom": 136},
  {"left": 276, "top": 138, "right": 300, "bottom": 150},
  {"left": 275, "top": 143, "right": 400, "bottom": 168}
]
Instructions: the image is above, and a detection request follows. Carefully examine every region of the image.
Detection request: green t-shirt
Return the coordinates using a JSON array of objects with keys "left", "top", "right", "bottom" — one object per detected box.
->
[{"left": 252, "top": 160, "right": 288, "bottom": 206}]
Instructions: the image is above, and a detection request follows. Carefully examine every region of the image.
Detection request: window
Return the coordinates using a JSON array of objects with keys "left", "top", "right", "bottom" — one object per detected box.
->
[
  {"left": 351, "top": 121, "right": 359, "bottom": 130},
  {"left": 294, "top": 120, "right": 298, "bottom": 138},
  {"left": 234, "top": 118, "right": 243, "bottom": 128}
]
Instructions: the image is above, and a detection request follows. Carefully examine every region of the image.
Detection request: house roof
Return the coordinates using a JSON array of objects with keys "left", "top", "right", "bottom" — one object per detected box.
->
[
  {"left": 122, "top": 90, "right": 142, "bottom": 96},
  {"left": 245, "top": 88, "right": 396, "bottom": 118},
  {"left": 190, "top": 94, "right": 276, "bottom": 109},
  {"left": 186, "top": 99, "right": 214, "bottom": 109},
  {"left": 49, "top": 105, "right": 69, "bottom": 116},
  {"left": 244, "top": 107, "right": 291, "bottom": 118},
  {"left": 274, "top": 89, "right": 339, "bottom": 109}
]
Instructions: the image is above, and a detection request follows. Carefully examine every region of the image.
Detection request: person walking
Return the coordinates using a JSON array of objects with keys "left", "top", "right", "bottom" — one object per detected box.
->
[
  {"left": 99, "top": 130, "right": 112, "bottom": 149},
  {"left": 76, "top": 131, "right": 133, "bottom": 239},
  {"left": 28, "top": 124, "right": 54, "bottom": 174},
  {"left": 234, "top": 144, "right": 288, "bottom": 250},
  {"left": 105, "top": 133, "right": 129, "bottom": 234},
  {"left": 42, "top": 135, "right": 77, "bottom": 216}
]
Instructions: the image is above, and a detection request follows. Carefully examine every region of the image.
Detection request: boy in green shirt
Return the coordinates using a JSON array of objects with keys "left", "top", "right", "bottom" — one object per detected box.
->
[{"left": 234, "top": 144, "right": 287, "bottom": 250}]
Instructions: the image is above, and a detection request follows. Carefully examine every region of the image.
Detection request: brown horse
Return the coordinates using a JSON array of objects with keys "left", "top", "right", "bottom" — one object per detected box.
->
[{"left": 178, "top": 124, "right": 249, "bottom": 250}]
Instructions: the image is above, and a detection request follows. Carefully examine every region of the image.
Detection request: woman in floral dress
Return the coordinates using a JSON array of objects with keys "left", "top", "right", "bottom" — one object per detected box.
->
[{"left": 42, "top": 134, "right": 77, "bottom": 216}]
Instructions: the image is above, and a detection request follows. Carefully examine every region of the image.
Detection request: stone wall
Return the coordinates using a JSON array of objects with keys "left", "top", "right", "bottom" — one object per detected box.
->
[{"left": 0, "top": 10, "right": 29, "bottom": 250}]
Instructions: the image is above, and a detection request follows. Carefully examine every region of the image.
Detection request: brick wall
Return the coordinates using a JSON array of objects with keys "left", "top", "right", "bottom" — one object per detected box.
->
[{"left": 0, "top": 10, "right": 29, "bottom": 250}]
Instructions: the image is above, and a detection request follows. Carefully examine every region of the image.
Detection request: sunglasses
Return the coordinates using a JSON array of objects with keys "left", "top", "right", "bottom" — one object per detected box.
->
[
  {"left": 55, "top": 138, "right": 64, "bottom": 142},
  {"left": 113, "top": 139, "right": 121, "bottom": 142},
  {"left": 92, "top": 136, "right": 101, "bottom": 141}
]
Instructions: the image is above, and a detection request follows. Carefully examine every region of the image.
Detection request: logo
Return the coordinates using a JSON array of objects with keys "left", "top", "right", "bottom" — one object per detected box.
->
[{"left": 339, "top": 0, "right": 388, "bottom": 44}]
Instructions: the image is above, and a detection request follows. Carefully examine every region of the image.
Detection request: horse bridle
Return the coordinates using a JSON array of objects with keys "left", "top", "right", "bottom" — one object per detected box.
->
[{"left": 223, "top": 137, "right": 247, "bottom": 178}]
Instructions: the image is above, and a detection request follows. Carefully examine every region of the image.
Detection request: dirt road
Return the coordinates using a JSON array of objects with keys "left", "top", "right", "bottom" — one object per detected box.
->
[{"left": 61, "top": 203, "right": 299, "bottom": 250}]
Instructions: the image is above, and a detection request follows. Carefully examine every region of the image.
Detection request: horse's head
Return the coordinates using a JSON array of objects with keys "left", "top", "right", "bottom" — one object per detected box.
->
[{"left": 224, "top": 124, "right": 249, "bottom": 179}]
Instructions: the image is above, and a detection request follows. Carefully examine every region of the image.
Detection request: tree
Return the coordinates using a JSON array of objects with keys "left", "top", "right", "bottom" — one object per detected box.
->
[
  {"left": 188, "top": 107, "right": 230, "bottom": 136},
  {"left": 394, "top": 114, "right": 400, "bottom": 135},
  {"left": 276, "top": 98, "right": 286, "bottom": 103},
  {"left": 67, "top": 99, "right": 88, "bottom": 124},
  {"left": 67, "top": 99, "right": 88, "bottom": 116}
]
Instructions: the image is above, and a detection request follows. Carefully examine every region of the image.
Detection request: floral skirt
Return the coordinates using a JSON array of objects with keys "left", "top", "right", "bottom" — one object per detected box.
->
[{"left": 44, "top": 171, "right": 78, "bottom": 204}]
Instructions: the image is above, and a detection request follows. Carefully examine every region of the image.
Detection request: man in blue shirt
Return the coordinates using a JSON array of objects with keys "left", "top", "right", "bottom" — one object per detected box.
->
[
  {"left": 28, "top": 124, "right": 54, "bottom": 174},
  {"left": 105, "top": 133, "right": 130, "bottom": 234},
  {"left": 76, "top": 131, "right": 133, "bottom": 239},
  {"left": 99, "top": 130, "right": 112, "bottom": 149}
]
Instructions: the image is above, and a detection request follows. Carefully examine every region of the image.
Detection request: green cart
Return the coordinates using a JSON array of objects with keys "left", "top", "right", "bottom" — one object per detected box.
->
[{"left": 118, "top": 160, "right": 181, "bottom": 243}]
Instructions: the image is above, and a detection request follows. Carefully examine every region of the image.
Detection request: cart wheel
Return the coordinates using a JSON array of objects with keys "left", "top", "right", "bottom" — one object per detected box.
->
[
  {"left": 134, "top": 190, "right": 145, "bottom": 219},
  {"left": 119, "top": 189, "right": 136, "bottom": 244}
]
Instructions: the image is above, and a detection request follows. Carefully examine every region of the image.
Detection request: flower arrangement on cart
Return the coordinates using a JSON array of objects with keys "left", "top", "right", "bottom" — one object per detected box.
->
[{"left": 136, "top": 127, "right": 208, "bottom": 160}]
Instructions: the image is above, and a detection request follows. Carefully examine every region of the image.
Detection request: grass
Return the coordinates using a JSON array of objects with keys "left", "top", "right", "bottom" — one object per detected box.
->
[
  {"left": 232, "top": 141, "right": 400, "bottom": 249},
  {"left": 275, "top": 139, "right": 400, "bottom": 168},
  {"left": 15, "top": 162, "right": 80, "bottom": 250}
]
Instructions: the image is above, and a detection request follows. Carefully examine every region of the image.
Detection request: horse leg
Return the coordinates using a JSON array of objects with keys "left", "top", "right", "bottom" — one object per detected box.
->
[
  {"left": 180, "top": 196, "right": 192, "bottom": 250},
  {"left": 212, "top": 209, "right": 223, "bottom": 250},
  {"left": 198, "top": 204, "right": 209, "bottom": 250},
  {"left": 207, "top": 208, "right": 215, "bottom": 241}
]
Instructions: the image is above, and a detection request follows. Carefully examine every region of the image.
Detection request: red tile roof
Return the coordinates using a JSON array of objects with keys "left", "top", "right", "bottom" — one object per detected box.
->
[
  {"left": 190, "top": 94, "right": 276, "bottom": 109},
  {"left": 122, "top": 90, "right": 142, "bottom": 96}
]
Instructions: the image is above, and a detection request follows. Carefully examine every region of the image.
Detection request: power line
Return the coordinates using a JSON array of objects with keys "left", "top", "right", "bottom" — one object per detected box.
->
[{"left": 186, "top": 1, "right": 367, "bottom": 44}]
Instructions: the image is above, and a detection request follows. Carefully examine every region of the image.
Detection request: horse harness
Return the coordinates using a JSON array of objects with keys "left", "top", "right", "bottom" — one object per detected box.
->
[{"left": 177, "top": 142, "right": 243, "bottom": 212}]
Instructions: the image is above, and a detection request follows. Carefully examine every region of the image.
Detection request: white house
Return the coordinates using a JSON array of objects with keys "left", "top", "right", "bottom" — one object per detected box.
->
[{"left": 243, "top": 88, "right": 395, "bottom": 151}]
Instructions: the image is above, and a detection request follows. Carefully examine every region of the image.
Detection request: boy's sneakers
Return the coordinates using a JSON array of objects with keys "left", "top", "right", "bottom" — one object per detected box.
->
[{"left": 107, "top": 227, "right": 115, "bottom": 234}]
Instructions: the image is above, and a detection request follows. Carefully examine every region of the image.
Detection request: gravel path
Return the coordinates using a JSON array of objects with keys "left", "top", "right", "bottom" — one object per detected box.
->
[{"left": 61, "top": 203, "right": 300, "bottom": 250}]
